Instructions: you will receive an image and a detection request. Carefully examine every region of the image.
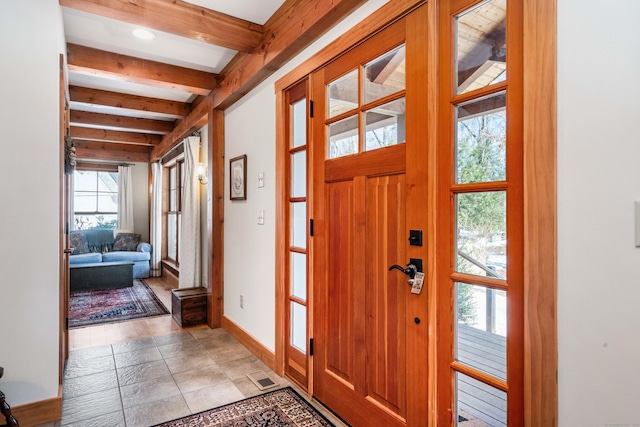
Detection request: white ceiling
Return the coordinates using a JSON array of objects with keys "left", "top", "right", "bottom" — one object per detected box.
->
[
  {"left": 182, "top": 0, "right": 286, "bottom": 25},
  {"left": 62, "top": 0, "right": 286, "bottom": 121}
]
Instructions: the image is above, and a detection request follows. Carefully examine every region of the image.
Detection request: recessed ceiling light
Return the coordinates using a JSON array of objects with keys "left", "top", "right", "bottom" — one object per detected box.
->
[{"left": 132, "top": 28, "right": 156, "bottom": 40}]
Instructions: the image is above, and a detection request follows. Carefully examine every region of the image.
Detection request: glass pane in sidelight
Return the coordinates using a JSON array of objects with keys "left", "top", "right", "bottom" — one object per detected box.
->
[
  {"left": 291, "top": 252, "right": 307, "bottom": 300},
  {"left": 455, "top": 191, "right": 506, "bottom": 279},
  {"left": 364, "top": 98, "right": 406, "bottom": 151},
  {"left": 456, "top": 93, "right": 506, "bottom": 184},
  {"left": 455, "top": 371, "right": 507, "bottom": 427},
  {"left": 456, "top": 0, "right": 507, "bottom": 94},
  {"left": 291, "top": 151, "right": 306, "bottom": 198},
  {"left": 327, "top": 69, "right": 358, "bottom": 118},
  {"left": 363, "top": 45, "right": 406, "bottom": 104},
  {"left": 291, "top": 302, "right": 307, "bottom": 353},
  {"left": 455, "top": 283, "right": 506, "bottom": 380},
  {"left": 328, "top": 116, "right": 359, "bottom": 159},
  {"left": 292, "top": 98, "right": 307, "bottom": 148},
  {"left": 291, "top": 202, "right": 306, "bottom": 249}
]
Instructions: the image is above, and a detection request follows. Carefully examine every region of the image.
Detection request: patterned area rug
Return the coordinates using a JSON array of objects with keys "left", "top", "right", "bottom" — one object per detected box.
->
[
  {"left": 69, "top": 279, "right": 169, "bottom": 328},
  {"left": 152, "top": 387, "right": 334, "bottom": 427}
]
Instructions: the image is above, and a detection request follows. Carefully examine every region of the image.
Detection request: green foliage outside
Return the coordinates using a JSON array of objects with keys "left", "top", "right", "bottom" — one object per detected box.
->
[{"left": 455, "top": 108, "right": 507, "bottom": 325}]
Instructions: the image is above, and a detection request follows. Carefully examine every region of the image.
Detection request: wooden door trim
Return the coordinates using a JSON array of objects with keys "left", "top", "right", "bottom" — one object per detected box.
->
[
  {"left": 274, "top": 0, "right": 558, "bottom": 424},
  {"left": 523, "top": 0, "right": 557, "bottom": 424},
  {"left": 59, "top": 53, "right": 69, "bottom": 386}
]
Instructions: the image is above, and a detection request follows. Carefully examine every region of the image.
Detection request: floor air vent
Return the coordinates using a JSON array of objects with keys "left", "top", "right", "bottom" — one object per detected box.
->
[{"left": 247, "top": 371, "right": 279, "bottom": 390}]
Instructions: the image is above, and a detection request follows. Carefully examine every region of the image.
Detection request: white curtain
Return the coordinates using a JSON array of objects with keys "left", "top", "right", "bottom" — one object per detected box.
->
[
  {"left": 150, "top": 162, "right": 163, "bottom": 277},
  {"left": 117, "top": 165, "right": 134, "bottom": 231},
  {"left": 179, "top": 136, "right": 202, "bottom": 288}
]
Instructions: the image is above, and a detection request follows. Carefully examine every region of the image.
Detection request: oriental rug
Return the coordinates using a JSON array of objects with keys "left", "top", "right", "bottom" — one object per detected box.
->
[
  {"left": 69, "top": 279, "right": 169, "bottom": 328},
  {"left": 152, "top": 387, "right": 334, "bottom": 427}
]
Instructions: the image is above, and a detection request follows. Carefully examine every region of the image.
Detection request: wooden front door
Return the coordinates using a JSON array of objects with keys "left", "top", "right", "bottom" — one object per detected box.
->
[{"left": 311, "top": 9, "right": 430, "bottom": 426}]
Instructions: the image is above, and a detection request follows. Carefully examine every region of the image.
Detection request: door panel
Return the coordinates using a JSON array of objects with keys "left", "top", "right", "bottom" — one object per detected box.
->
[
  {"left": 365, "top": 174, "right": 406, "bottom": 416},
  {"left": 325, "top": 180, "right": 355, "bottom": 384}
]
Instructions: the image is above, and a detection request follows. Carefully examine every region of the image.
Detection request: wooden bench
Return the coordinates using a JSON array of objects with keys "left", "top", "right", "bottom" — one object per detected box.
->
[{"left": 70, "top": 261, "right": 134, "bottom": 292}]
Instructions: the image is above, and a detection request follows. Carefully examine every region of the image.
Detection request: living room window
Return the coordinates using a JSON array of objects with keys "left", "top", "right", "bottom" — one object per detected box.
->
[
  {"left": 164, "top": 159, "right": 184, "bottom": 265},
  {"left": 73, "top": 166, "right": 118, "bottom": 230}
]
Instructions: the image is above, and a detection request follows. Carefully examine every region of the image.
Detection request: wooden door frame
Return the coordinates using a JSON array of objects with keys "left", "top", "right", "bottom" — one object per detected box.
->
[
  {"left": 59, "top": 53, "right": 70, "bottom": 386},
  {"left": 274, "top": 0, "right": 557, "bottom": 424}
]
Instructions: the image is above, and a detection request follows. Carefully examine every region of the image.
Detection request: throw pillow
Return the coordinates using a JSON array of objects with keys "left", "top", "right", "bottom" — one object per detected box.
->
[
  {"left": 70, "top": 232, "right": 89, "bottom": 255},
  {"left": 113, "top": 233, "right": 141, "bottom": 251}
]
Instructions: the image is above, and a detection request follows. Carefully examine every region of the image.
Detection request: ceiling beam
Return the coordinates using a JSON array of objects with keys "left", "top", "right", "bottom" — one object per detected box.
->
[
  {"left": 151, "top": 0, "right": 368, "bottom": 160},
  {"left": 69, "top": 86, "right": 191, "bottom": 118},
  {"left": 70, "top": 126, "right": 162, "bottom": 146},
  {"left": 67, "top": 43, "right": 217, "bottom": 96},
  {"left": 213, "top": 0, "right": 368, "bottom": 110},
  {"left": 150, "top": 97, "right": 211, "bottom": 161},
  {"left": 74, "top": 140, "right": 151, "bottom": 162},
  {"left": 60, "top": 0, "right": 264, "bottom": 53},
  {"left": 70, "top": 110, "right": 174, "bottom": 134}
]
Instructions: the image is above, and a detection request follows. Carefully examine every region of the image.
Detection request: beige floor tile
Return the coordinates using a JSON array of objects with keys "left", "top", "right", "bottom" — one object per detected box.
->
[
  {"left": 217, "top": 355, "right": 270, "bottom": 381},
  {"left": 206, "top": 341, "right": 254, "bottom": 363},
  {"left": 60, "top": 410, "right": 125, "bottom": 427},
  {"left": 182, "top": 380, "right": 246, "bottom": 413},
  {"left": 164, "top": 350, "right": 219, "bottom": 375},
  {"left": 64, "top": 354, "right": 115, "bottom": 379},
  {"left": 61, "top": 388, "right": 123, "bottom": 425},
  {"left": 123, "top": 394, "right": 190, "bottom": 427},
  {"left": 114, "top": 346, "right": 163, "bottom": 369},
  {"left": 111, "top": 337, "right": 157, "bottom": 355},
  {"left": 117, "top": 359, "right": 171, "bottom": 386},
  {"left": 172, "top": 364, "right": 228, "bottom": 394},
  {"left": 62, "top": 370, "right": 119, "bottom": 399},
  {"left": 119, "top": 375, "right": 182, "bottom": 409}
]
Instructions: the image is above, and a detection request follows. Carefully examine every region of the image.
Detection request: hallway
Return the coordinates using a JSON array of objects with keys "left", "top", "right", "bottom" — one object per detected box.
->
[{"left": 36, "top": 278, "right": 310, "bottom": 426}]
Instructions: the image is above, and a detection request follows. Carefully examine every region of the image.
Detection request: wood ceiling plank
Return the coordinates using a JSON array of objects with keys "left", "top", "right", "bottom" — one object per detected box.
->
[
  {"left": 60, "top": 0, "right": 264, "bottom": 53},
  {"left": 70, "top": 126, "right": 162, "bottom": 146},
  {"left": 70, "top": 110, "right": 174, "bottom": 134},
  {"left": 212, "top": 0, "right": 368, "bottom": 110},
  {"left": 69, "top": 86, "right": 191, "bottom": 118},
  {"left": 67, "top": 44, "right": 217, "bottom": 96}
]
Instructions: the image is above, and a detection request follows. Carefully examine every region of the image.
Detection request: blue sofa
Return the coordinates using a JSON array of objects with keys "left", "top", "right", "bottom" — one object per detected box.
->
[{"left": 69, "top": 229, "right": 152, "bottom": 279}]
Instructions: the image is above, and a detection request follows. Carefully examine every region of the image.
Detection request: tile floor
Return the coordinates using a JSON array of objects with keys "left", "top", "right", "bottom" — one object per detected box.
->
[
  {"left": 33, "top": 278, "right": 343, "bottom": 427},
  {"left": 49, "top": 327, "right": 294, "bottom": 426}
]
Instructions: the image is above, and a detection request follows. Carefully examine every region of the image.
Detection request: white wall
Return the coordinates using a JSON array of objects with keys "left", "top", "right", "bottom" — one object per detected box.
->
[
  {"left": 558, "top": 0, "right": 640, "bottom": 424},
  {"left": 0, "top": 0, "right": 64, "bottom": 406},
  {"left": 223, "top": 0, "right": 388, "bottom": 350}
]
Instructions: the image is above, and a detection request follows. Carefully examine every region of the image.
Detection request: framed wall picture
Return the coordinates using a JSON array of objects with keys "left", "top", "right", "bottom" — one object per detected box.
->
[{"left": 230, "top": 155, "right": 247, "bottom": 200}]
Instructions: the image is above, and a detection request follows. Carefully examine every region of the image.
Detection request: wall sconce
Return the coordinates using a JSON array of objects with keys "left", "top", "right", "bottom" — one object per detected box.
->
[{"left": 197, "top": 163, "right": 208, "bottom": 185}]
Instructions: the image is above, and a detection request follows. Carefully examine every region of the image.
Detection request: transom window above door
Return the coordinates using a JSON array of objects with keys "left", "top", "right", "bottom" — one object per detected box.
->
[{"left": 326, "top": 45, "right": 406, "bottom": 159}]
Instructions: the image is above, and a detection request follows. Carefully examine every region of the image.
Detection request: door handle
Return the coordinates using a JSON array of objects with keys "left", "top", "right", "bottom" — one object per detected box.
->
[
  {"left": 63, "top": 248, "right": 73, "bottom": 254},
  {"left": 388, "top": 264, "right": 417, "bottom": 282}
]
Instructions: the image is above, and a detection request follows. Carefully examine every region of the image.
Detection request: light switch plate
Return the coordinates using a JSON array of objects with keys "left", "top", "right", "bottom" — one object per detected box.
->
[
  {"left": 258, "top": 172, "right": 265, "bottom": 188},
  {"left": 257, "top": 209, "right": 265, "bottom": 225}
]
